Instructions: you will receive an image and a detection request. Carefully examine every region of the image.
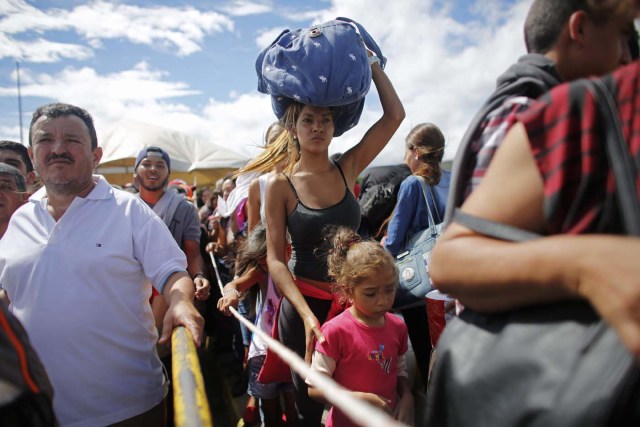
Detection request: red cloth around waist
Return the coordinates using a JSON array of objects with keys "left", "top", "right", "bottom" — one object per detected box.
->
[{"left": 257, "top": 278, "right": 345, "bottom": 383}]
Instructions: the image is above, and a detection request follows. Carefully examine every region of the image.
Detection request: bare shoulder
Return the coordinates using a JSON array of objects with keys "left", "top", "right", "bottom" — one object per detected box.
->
[
  {"left": 248, "top": 177, "right": 261, "bottom": 198},
  {"left": 266, "top": 172, "right": 290, "bottom": 192},
  {"left": 249, "top": 177, "right": 260, "bottom": 190},
  {"left": 266, "top": 172, "right": 297, "bottom": 212}
]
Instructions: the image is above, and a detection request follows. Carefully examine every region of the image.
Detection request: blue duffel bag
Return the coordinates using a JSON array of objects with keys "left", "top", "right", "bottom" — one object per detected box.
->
[{"left": 256, "top": 17, "right": 385, "bottom": 137}]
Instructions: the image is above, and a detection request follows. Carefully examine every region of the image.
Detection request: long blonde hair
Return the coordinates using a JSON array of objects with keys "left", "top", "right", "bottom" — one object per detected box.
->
[{"left": 238, "top": 102, "right": 305, "bottom": 176}]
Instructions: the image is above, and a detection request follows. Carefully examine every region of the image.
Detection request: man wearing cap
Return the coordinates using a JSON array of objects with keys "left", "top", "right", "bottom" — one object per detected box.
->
[{"left": 134, "top": 146, "right": 210, "bottom": 303}]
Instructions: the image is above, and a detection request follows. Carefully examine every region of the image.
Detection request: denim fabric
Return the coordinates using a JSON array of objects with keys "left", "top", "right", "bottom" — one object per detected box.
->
[
  {"left": 385, "top": 171, "right": 451, "bottom": 257},
  {"left": 256, "top": 17, "right": 385, "bottom": 137},
  {"left": 247, "top": 355, "right": 294, "bottom": 400}
]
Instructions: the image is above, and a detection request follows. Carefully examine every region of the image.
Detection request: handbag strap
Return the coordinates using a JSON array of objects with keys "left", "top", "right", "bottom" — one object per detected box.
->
[
  {"left": 417, "top": 176, "right": 438, "bottom": 234},
  {"left": 588, "top": 77, "right": 640, "bottom": 236},
  {"left": 454, "top": 209, "right": 541, "bottom": 242}
]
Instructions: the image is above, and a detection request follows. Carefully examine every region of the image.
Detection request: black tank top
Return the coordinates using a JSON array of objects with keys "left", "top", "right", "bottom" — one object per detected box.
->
[{"left": 285, "top": 161, "right": 361, "bottom": 282}]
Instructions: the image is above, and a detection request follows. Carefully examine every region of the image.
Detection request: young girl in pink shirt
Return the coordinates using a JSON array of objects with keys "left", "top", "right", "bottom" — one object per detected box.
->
[{"left": 307, "top": 226, "right": 414, "bottom": 426}]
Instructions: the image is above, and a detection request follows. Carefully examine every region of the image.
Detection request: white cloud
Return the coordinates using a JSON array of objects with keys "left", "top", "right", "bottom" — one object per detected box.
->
[
  {"left": 255, "top": 26, "right": 287, "bottom": 49},
  {"left": 0, "top": 62, "right": 198, "bottom": 101},
  {"left": 0, "top": 0, "right": 70, "bottom": 34},
  {"left": 0, "top": 62, "right": 203, "bottom": 141},
  {"left": 0, "top": 125, "right": 23, "bottom": 144},
  {"left": 200, "top": 93, "right": 278, "bottom": 156},
  {"left": 0, "top": 0, "right": 537, "bottom": 167},
  {"left": 69, "top": 2, "right": 234, "bottom": 56},
  {"left": 0, "top": 0, "right": 234, "bottom": 58},
  {"left": 0, "top": 61, "right": 273, "bottom": 159},
  {"left": 301, "top": 0, "right": 532, "bottom": 164},
  {"left": 0, "top": 33, "right": 93, "bottom": 62},
  {"left": 222, "top": 0, "right": 273, "bottom": 17},
  {"left": 250, "top": 0, "right": 532, "bottom": 164}
]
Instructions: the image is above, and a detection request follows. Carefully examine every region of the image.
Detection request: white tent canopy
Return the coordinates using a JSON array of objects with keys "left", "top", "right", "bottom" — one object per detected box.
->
[{"left": 96, "top": 119, "right": 250, "bottom": 187}]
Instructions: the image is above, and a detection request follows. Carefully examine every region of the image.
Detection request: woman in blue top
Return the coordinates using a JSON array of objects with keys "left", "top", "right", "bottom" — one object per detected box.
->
[{"left": 383, "top": 123, "right": 450, "bottom": 386}]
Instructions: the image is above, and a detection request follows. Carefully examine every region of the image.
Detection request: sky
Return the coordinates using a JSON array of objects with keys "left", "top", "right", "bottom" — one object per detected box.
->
[{"left": 0, "top": 0, "right": 533, "bottom": 167}]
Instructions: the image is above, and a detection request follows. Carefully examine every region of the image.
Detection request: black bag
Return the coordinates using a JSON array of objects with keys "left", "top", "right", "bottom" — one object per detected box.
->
[
  {"left": 425, "top": 77, "right": 640, "bottom": 426},
  {"left": 359, "top": 183, "right": 396, "bottom": 225},
  {"left": 359, "top": 171, "right": 407, "bottom": 233},
  {"left": 393, "top": 177, "right": 442, "bottom": 310},
  {"left": 0, "top": 303, "right": 56, "bottom": 427}
]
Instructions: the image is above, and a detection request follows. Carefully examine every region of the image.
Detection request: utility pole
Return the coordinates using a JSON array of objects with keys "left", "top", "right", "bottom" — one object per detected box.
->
[{"left": 16, "top": 61, "right": 23, "bottom": 145}]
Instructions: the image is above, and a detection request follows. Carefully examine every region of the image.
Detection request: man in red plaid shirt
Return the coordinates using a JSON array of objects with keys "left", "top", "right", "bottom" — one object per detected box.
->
[{"left": 446, "top": 0, "right": 637, "bottom": 219}]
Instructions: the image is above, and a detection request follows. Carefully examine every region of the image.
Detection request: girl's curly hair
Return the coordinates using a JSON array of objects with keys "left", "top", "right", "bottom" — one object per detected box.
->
[{"left": 324, "top": 226, "right": 397, "bottom": 305}]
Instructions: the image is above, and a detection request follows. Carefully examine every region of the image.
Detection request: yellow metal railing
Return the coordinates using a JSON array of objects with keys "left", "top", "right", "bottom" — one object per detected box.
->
[{"left": 171, "top": 326, "right": 213, "bottom": 427}]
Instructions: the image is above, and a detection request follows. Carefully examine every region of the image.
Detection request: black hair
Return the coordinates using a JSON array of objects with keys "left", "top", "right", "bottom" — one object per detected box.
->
[
  {"left": 524, "top": 0, "right": 628, "bottom": 54},
  {"left": 0, "top": 140, "right": 33, "bottom": 173},
  {"left": 29, "top": 103, "right": 98, "bottom": 149}
]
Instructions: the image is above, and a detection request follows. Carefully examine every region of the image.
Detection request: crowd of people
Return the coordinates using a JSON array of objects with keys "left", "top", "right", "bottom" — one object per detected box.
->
[{"left": 2, "top": 0, "right": 640, "bottom": 426}]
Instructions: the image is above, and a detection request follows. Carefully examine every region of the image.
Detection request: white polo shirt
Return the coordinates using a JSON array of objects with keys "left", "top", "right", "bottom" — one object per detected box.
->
[{"left": 0, "top": 175, "right": 187, "bottom": 427}]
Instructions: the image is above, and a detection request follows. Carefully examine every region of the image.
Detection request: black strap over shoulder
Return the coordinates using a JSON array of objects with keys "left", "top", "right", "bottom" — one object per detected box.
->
[
  {"left": 281, "top": 173, "right": 300, "bottom": 202},
  {"left": 282, "top": 160, "right": 350, "bottom": 203},
  {"left": 332, "top": 159, "right": 349, "bottom": 190},
  {"left": 588, "top": 76, "right": 640, "bottom": 236}
]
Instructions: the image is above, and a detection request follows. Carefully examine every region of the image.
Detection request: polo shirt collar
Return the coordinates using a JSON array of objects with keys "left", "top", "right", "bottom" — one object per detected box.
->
[{"left": 29, "top": 174, "right": 113, "bottom": 203}]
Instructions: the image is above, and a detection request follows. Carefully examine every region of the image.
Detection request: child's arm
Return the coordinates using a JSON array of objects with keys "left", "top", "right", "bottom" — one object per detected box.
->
[
  {"left": 216, "top": 266, "right": 267, "bottom": 315},
  {"left": 393, "top": 355, "right": 414, "bottom": 425},
  {"left": 307, "top": 351, "right": 392, "bottom": 413},
  {"left": 307, "top": 350, "right": 335, "bottom": 402}
]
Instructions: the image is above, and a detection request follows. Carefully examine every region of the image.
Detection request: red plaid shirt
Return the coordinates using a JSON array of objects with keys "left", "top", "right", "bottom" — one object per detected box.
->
[
  {"left": 520, "top": 61, "right": 640, "bottom": 235},
  {"left": 464, "top": 96, "right": 534, "bottom": 197}
]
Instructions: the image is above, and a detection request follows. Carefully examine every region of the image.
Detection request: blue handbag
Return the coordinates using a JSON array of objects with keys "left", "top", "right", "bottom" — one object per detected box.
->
[
  {"left": 255, "top": 17, "right": 385, "bottom": 137},
  {"left": 394, "top": 176, "right": 442, "bottom": 310}
]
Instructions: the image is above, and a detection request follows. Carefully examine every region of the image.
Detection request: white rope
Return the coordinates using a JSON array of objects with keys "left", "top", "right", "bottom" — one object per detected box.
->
[{"left": 208, "top": 252, "right": 406, "bottom": 427}]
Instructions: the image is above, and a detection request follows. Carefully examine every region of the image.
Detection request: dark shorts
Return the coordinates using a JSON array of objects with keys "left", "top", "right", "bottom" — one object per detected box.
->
[
  {"left": 278, "top": 296, "right": 332, "bottom": 425},
  {"left": 247, "top": 355, "right": 294, "bottom": 400}
]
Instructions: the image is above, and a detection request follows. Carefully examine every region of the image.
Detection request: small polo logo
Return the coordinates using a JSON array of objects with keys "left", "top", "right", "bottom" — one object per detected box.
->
[{"left": 96, "top": 243, "right": 102, "bottom": 247}]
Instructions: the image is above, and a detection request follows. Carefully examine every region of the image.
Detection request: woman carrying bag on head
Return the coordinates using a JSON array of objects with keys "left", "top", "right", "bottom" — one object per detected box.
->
[
  {"left": 243, "top": 18, "right": 405, "bottom": 426},
  {"left": 382, "top": 123, "right": 451, "bottom": 387}
]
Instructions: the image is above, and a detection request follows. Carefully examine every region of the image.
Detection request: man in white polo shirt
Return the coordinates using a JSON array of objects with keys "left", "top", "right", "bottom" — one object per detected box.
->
[{"left": 0, "top": 102, "right": 203, "bottom": 427}]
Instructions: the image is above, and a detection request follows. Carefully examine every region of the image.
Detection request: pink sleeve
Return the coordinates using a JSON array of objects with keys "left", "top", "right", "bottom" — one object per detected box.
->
[{"left": 316, "top": 321, "right": 341, "bottom": 360}]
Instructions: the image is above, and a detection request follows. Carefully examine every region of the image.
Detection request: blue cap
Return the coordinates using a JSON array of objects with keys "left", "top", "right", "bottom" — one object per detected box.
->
[{"left": 134, "top": 146, "right": 171, "bottom": 172}]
